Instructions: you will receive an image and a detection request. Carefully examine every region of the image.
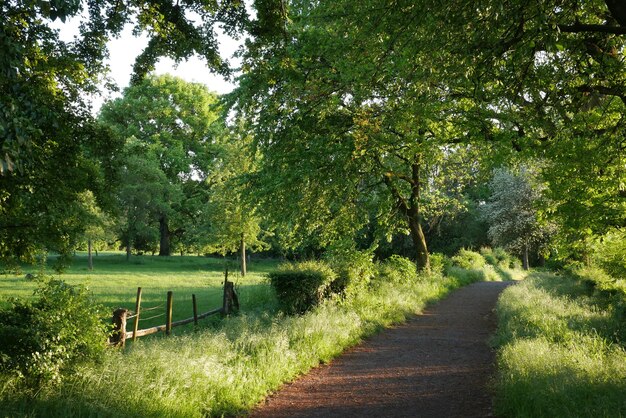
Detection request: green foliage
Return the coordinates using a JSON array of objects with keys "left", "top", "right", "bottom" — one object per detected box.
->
[
  {"left": 100, "top": 75, "right": 226, "bottom": 256},
  {"left": 445, "top": 265, "right": 500, "bottom": 284},
  {"left": 376, "top": 255, "right": 418, "bottom": 283},
  {"left": 323, "top": 246, "right": 376, "bottom": 297},
  {"left": 428, "top": 252, "right": 451, "bottom": 275},
  {"left": 450, "top": 249, "right": 486, "bottom": 270},
  {"left": 480, "top": 247, "right": 521, "bottom": 270},
  {"left": 267, "top": 261, "right": 337, "bottom": 314},
  {"left": 445, "top": 248, "right": 506, "bottom": 283},
  {"left": 0, "top": 277, "right": 109, "bottom": 387},
  {"left": 1, "top": 0, "right": 252, "bottom": 266},
  {"left": 493, "top": 272, "right": 626, "bottom": 417},
  {"left": 591, "top": 230, "right": 626, "bottom": 278},
  {"left": 570, "top": 265, "right": 626, "bottom": 304}
]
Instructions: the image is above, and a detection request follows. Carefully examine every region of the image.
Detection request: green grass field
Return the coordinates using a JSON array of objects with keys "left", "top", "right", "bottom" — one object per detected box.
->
[
  {"left": 493, "top": 271, "right": 626, "bottom": 417},
  {"left": 0, "top": 252, "right": 279, "bottom": 331}
]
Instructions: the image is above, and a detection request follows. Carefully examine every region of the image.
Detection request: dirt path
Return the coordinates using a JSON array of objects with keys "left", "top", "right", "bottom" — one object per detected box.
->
[{"left": 250, "top": 281, "right": 513, "bottom": 418}]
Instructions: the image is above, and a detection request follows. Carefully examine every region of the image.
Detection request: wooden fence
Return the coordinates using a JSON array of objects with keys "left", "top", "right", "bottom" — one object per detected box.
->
[{"left": 109, "top": 273, "right": 239, "bottom": 347}]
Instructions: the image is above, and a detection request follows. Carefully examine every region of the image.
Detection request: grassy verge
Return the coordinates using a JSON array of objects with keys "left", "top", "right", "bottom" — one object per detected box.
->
[
  {"left": 493, "top": 271, "right": 626, "bottom": 417},
  {"left": 1, "top": 266, "right": 488, "bottom": 417}
]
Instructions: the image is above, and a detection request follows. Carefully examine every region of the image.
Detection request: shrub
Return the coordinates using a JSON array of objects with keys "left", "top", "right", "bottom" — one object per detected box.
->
[
  {"left": 429, "top": 252, "right": 451, "bottom": 275},
  {"left": 323, "top": 247, "right": 376, "bottom": 297},
  {"left": 451, "top": 249, "right": 486, "bottom": 270},
  {"left": 480, "top": 247, "right": 498, "bottom": 266},
  {"left": 446, "top": 266, "right": 487, "bottom": 285},
  {"left": 268, "top": 261, "right": 337, "bottom": 314},
  {"left": 0, "top": 277, "right": 110, "bottom": 387},
  {"left": 570, "top": 265, "right": 626, "bottom": 298},
  {"left": 377, "top": 255, "right": 417, "bottom": 283},
  {"left": 481, "top": 247, "right": 521, "bottom": 269},
  {"left": 592, "top": 230, "right": 626, "bottom": 278}
]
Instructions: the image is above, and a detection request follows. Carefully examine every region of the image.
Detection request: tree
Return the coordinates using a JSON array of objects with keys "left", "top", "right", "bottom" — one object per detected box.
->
[
  {"left": 115, "top": 139, "right": 182, "bottom": 259},
  {"left": 232, "top": 0, "right": 497, "bottom": 271},
  {"left": 200, "top": 128, "right": 267, "bottom": 275},
  {"left": 0, "top": 0, "right": 254, "bottom": 264},
  {"left": 482, "top": 168, "right": 555, "bottom": 269},
  {"left": 77, "top": 191, "right": 116, "bottom": 270},
  {"left": 100, "top": 75, "right": 224, "bottom": 256},
  {"left": 233, "top": 0, "right": 626, "bottom": 268},
  {"left": 454, "top": 0, "right": 626, "bottom": 253}
]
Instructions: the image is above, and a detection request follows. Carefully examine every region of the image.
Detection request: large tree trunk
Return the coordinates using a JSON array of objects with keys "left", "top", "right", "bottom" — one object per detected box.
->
[
  {"left": 382, "top": 155, "right": 430, "bottom": 273},
  {"left": 159, "top": 215, "right": 171, "bottom": 256},
  {"left": 240, "top": 233, "right": 247, "bottom": 277},
  {"left": 408, "top": 214, "right": 430, "bottom": 272}
]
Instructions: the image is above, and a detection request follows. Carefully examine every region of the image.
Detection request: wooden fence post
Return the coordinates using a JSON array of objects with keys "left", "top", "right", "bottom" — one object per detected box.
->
[
  {"left": 222, "top": 280, "right": 238, "bottom": 315},
  {"left": 192, "top": 294, "right": 198, "bottom": 326},
  {"left": 110, "top": 308, "right": 129, "bottom": 347},
  {"left": 133, "top": 287, "right": 142, "bottom": 342},
  {"left": 166, "top": 291, "right": 173, "bottom": 335}
]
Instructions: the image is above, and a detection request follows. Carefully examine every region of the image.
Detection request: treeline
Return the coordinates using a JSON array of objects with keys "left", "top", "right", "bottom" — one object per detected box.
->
[{"left": 1, "top": 0, "right": 625, "bottom": 274}]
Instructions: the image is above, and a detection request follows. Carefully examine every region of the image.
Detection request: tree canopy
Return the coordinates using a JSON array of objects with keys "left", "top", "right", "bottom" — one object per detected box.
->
[
  {"left": 2, "top": 0, "right": 624, "bottom": 269},
  {"left": 99, "top": 74, "right": 224, "bottom": 256},
  {"left": 231, "top": 0, "right": 626, "bottom": 268}
]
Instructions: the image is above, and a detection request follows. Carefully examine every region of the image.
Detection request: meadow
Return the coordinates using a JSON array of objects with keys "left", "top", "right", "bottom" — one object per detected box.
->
[
  {"left": 493, "top": 270, "right": 626, "bottom": 417},
  {"left": 0, "top": 252, "right": 278, "bottom": 331}
]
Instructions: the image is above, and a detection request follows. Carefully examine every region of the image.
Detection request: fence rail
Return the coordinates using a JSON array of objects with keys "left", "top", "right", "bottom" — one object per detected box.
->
[{"left": 109, "top": 271, "right": 238, "bottom": 347}]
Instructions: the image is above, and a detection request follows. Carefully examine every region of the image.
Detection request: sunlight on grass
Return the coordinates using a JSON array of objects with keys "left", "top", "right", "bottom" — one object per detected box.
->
[
  {"left": 493, "top": 272, "right": 626, "bottom": 417},
  {"left": 0, "top": 270, "right": 468, "bottom": 417},
  {"left": 0, "top": 253, "right": 274, "bottom": 328}
]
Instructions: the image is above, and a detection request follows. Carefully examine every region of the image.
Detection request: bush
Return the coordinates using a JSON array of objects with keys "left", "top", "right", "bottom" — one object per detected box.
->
[
  {"left": 480, "top": 247, "right": 521, "bottom": 269},
  {"left": 429, "top": 252, "right": 451, "bottom": 275},
  {"left": 377, "top": 255, "right": 417, "bottom": 283},
  {"left": 0, "top": 277, "right": 110, "bottom": 387},
  {"left": 268, "top": 261, "right": 337, "bottom": 314},
  {"left": 480, "top": 247, "right": 498, "bottom": 266},
  {"left": 592, "top": 230, "right": 626, "bottom": 278},
  {"left": 445, "top": 265, "right": 500, "bottom": 284},
  {"left": 451, "top": 249, "right": 486, "bottom": 270},
  {"left": 323, "top": 247, "right": 376, "bottom": 297},
  {"left": 570, "top": 265, "right": 626, "bottom": 298}
]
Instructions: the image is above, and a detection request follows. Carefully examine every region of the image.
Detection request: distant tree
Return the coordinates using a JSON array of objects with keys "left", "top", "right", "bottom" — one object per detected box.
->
[
  {"left": 115, "top": 139, "right": 182, "bottom": 259},
  {"left": 100, "top": 75, "right": 224, "bottom": 256},
  {"left": 77, "top": 191, "right": 116, "bottom": 270},
  {"left": 0, "top": 0, "right": 259, "bottom": 265},
  {"left": 482, "top": 168, "right": 555, "bottom": 269},
  {"left": 201, "top": 130, "right": 267, "bottom": 275}
]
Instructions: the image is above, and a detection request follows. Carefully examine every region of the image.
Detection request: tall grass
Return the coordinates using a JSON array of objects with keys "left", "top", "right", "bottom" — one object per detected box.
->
[
  {"left": 493, "top": 271, "right": 626, "bottom": 417},
  {"left": 1, "top": 270, "right": 475, "bottom": 417}
]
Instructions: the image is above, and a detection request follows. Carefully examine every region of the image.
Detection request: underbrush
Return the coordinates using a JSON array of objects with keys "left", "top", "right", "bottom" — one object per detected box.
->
[
  {"left": 493, "top": 271, "right": 626, "bottom": 417},
  {"left": 0, "top": 271, "right": 487, "bottom": 416}
]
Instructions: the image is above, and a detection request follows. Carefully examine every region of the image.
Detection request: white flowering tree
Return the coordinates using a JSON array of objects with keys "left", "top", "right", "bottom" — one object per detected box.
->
[{"left": 482, "top": 168, "right": 555, "bottom": 269}]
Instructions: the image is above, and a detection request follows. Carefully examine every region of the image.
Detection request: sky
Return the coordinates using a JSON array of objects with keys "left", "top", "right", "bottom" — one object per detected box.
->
[{"left": 53, "top": 20, "right": 241, "bottom": 112}]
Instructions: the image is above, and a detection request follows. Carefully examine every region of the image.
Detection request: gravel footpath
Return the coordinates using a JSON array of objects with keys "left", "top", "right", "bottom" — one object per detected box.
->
[{"left": 250, "top": 281, "right": 513, "bottom": 418}]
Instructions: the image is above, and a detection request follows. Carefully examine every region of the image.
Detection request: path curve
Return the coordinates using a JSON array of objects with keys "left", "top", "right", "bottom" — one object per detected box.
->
[{"left": 250, "top": 281, "right": 512, "bottom": 418}]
